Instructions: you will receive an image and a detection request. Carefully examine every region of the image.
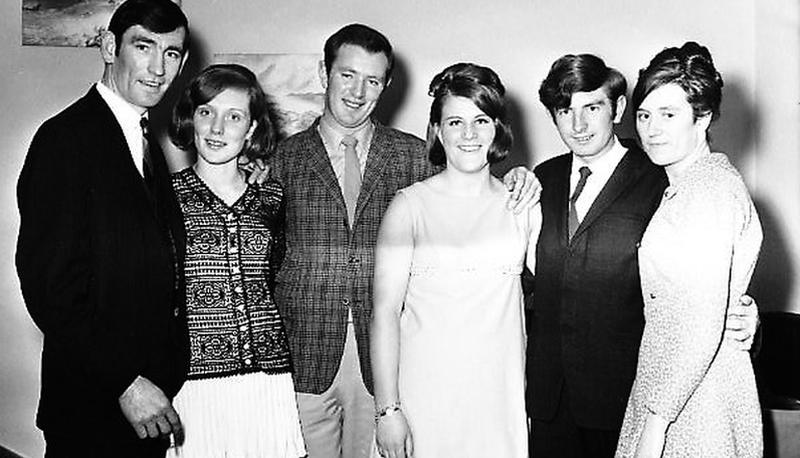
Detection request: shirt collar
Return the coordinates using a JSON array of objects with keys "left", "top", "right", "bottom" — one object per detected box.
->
[
  {"left": 571, "top": 135, "right": 628, "bottom": 177},
  {"left": 317, "top": 116, "right": 375, "bottom": 155},
  {"left": 96, "top": 81, "right": 147, "bottom": 131}
]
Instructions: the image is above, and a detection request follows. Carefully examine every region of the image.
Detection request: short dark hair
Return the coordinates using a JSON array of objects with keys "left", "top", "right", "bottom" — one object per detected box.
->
[
  {"left": 109, "top": 0, "right": 189, "bottom": 54},
  {"left": 426, "top": 63, "right": 513, "bottom": 166},
  {"left": 169, "top": 64, "right": 275, "bottom": 162},
  {"left": 632, "top": 41, "right": 723, "bottom": 122},
  {"left": 323, "top": 23, "right": 394, "bottom": 82},
  {"left": 538, "top": 54, "right": 627, "bottom": 120}
]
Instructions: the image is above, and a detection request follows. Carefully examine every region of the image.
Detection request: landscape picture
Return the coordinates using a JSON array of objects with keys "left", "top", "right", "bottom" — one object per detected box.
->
[
  {"left": 22, "top": 0, "right": 180, "bottom": 47},
  {"left": 213, "top": 53, "right": 325, "bottom": 139}
]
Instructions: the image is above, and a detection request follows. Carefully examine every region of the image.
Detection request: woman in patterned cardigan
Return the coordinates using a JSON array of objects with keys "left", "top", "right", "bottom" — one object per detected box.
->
[{"left": 166, "top": 64, "right": 306, "bottom": 457}]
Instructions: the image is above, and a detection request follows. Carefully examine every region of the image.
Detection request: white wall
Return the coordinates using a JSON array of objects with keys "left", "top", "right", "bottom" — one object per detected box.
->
[{"left": 2, "top": 1, "right": 797, "bottom": 455}]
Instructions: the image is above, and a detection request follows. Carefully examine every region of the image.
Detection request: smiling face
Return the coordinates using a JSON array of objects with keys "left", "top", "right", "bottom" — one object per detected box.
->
[
  {"left": 193, "top": 88, "right": 256, "bottom": 168},
  {"left": 319, "top": 44, "right": 389, "bottom": 130},
  {"left": 436, "top": 95, "right": 496, "bottom": 174},
  {"left": 636, "top": 83, "right": 710, "bottom": 178},
  {"left": 553, "top": 86, "right": 625, "bottom": 163},
  {"left": 101, "top": 25, "right": 186, "bottom": 113}
]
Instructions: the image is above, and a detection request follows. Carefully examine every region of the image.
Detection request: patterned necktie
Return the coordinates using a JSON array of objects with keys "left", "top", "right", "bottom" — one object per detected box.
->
[
  {"left": 140, "top": 116, "right": 155, "bottom": 193},
  {"left": 568, "top": 166, "right": 592, "bottom": 241},
  {"left": 342, "top": 135, "right": 361, "bottom": 226}
]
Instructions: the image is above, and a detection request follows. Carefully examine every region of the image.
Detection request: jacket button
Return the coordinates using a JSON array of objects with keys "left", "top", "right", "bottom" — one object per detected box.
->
[
  {"left": 173, "top": 307, "right": 179, "bottom": 317},
  {"left": 342, "top": 298, "right": 350, "bottom": 306}
]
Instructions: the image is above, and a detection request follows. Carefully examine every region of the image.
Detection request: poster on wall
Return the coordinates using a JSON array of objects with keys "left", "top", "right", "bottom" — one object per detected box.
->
[
  {"left": 22, "top": 0, "right": 180, "bottom": 47},
  {"left": 213, "top": 53, "right": 325, "bottom": 139}
]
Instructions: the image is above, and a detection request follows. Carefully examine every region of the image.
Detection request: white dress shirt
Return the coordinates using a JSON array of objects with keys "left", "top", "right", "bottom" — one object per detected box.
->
[
  {"left": 95, "top": 81, "right": 147, "bottom": 177},
  {"left": 569, "top": 136, "right": 629, "bottom": 222}
]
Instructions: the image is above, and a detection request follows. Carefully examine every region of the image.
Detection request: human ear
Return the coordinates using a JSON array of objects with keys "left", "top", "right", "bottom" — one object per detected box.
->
[
  {"left": 318, "top": 60, "right": 328, "bottom": 90},
  {"left": 696, "top": 112, "right": 712, "bottom": 131},
  {"left": 613, "top": 95, "right": 627, "bottom": 124},
  {"left": 246, "top": 121, "right": 258, "bottom": 141},
  {"left": 178, "top": 50, "right": 190, "bottom": 75},
  {"left": 100, "top": 31, "right": 116, "bottom": 64}
]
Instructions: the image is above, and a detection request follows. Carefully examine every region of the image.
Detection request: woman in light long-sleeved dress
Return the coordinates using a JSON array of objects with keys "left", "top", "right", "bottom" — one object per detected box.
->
[{"left": 615, "top": 42, "right": 762, "bottom": 458}]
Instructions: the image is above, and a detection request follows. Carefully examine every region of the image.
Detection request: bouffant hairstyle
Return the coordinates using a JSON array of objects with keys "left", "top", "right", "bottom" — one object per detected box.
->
[
  {"left": 324, "top": 24, "right": 394, "bottom": 82},
  {"left": 108, "top": 0, "right": 189, "bottom": 54},
  {"left": 426, "top": 63, "right": 513, "bottom": 166},
  {"left": 169, "top": 64, "right": 275, "bottom": 162},
  {"left": 632, "top": 41, "right": 724, "bottom": 122},
  {"left": 538, "top": 54, "right": 627, "bottom": 120}
]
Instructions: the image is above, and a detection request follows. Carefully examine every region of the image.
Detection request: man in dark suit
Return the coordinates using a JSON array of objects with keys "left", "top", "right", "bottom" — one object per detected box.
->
[
  {"left": 526, "top": 54, "right": 758, "bottom": 458},
  {"left": 270, "top": 24, "right": 537, "bottom": 458},
  {"left": 16, "top": 1, "right": 190, "bottom": 456}
]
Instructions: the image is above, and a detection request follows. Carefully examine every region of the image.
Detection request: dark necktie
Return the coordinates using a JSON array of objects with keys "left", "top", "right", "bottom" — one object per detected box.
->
[
  {"left": 568, "top": 166, "right": 592, "bottom": 241},
  {"left": 342, "top": 135, "right": 361, "bottom": 226},
  {"left": 140, "top": 116, "right": 155, "bottom": 193}
]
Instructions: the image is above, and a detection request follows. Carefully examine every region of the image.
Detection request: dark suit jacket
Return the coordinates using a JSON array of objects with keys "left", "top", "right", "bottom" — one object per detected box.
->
[
  {"left": 270, "top": 121, "right": 436, "bottom": 395},
  {"left": 16, "top": 86, "right": 188, "bottom": 442},
  {"left": 526, "top": 140, "right": 668, "bottom": 430}
]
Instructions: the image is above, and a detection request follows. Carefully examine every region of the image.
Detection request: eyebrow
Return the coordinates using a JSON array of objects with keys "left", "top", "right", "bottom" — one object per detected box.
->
[
  {"left": 336, "top": 65, "right": 385, "bottom": 82},
  {"left": 129, "top": 33, "right": 185, "bottom": 54},
  {"left": 648, "top": 105, "right": 681, "bottom": 111},
  {"left": 580, "top": 99, "right": 607, "bottom": 108},
  {"left": 129, "top": 33, "right": 156, "bottom": 45}
]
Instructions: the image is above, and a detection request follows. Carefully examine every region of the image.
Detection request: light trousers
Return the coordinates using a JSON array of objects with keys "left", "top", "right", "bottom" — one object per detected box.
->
[{"left": 296, "top": 323, "right": 379, "bottom": 458}]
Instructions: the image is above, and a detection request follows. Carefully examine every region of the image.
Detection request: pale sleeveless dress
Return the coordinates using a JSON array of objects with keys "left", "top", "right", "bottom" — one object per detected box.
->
[{"left": 396, "top": 180, "right": 536, "bottom": 458}]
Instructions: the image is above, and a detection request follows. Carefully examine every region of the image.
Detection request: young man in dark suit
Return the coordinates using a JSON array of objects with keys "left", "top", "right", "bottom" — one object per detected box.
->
[
  {"left": 16, "top": 1, "right": 190, "bottom": 456},
  {"left": 526, "top": 54, "right": 758, "bottom": 458},
  {"left": 269, "top": 24, "right": 538, "bottom": 458}
]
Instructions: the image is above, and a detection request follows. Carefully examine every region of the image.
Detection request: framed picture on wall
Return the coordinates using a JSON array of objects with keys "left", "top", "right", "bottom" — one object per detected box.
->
[
  {"left": 213, "top": 53, "right": 325, "bottom": 139},
  {"left": 22, "top": 0, "right": 180, "bottom": 47}
]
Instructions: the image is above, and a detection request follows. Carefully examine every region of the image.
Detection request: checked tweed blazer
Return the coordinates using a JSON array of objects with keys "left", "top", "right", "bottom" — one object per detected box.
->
[{"left": 270, "top": 120, "right": 436, "bottom": 394}]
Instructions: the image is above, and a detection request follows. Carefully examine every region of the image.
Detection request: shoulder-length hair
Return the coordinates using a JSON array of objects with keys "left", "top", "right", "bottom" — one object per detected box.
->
[
  {"left": 426, "top": 62, "right": 513, "bottom": 166},
  {"left": 170, "top": 64, "right": 276, "bottom": 162}
]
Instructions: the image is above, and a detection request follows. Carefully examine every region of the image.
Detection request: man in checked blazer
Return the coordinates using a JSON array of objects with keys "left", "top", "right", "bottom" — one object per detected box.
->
[
  {"left": 270, "top": 24, "right": 538, "bottom": 458},
  {"left": 16, "top": 1, "right": 189, "bottom": 456},
  {"left": 526, "top": 54, "right": 759, "bottom": 458}
]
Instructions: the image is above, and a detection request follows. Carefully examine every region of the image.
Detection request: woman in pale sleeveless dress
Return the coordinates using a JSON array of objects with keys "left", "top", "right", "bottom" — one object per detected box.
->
[{"left": 371, "top": 63, "right": 540, "bottom": 458}]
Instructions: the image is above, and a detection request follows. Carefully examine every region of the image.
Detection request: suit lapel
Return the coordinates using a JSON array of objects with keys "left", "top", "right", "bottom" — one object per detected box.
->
[
  {"left": 86, "top": 87, "right": 158, "bottom": 219},
  {"left": 572, "top": 146, "right": 647, "bottom": 240},
  {"left": 357, "top": 124, "right": 393, "bottom": 223},
  {"left": 554, "top": 156, "right": 574, "bottom": 245},
  {"left": 305, "top": 125, "right": 349, "bottom": 220}
]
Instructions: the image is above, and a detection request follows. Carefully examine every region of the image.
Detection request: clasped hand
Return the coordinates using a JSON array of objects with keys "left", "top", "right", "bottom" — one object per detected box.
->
[{"left": 119, "top": 375, "right": 182, "bottom": 440}]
